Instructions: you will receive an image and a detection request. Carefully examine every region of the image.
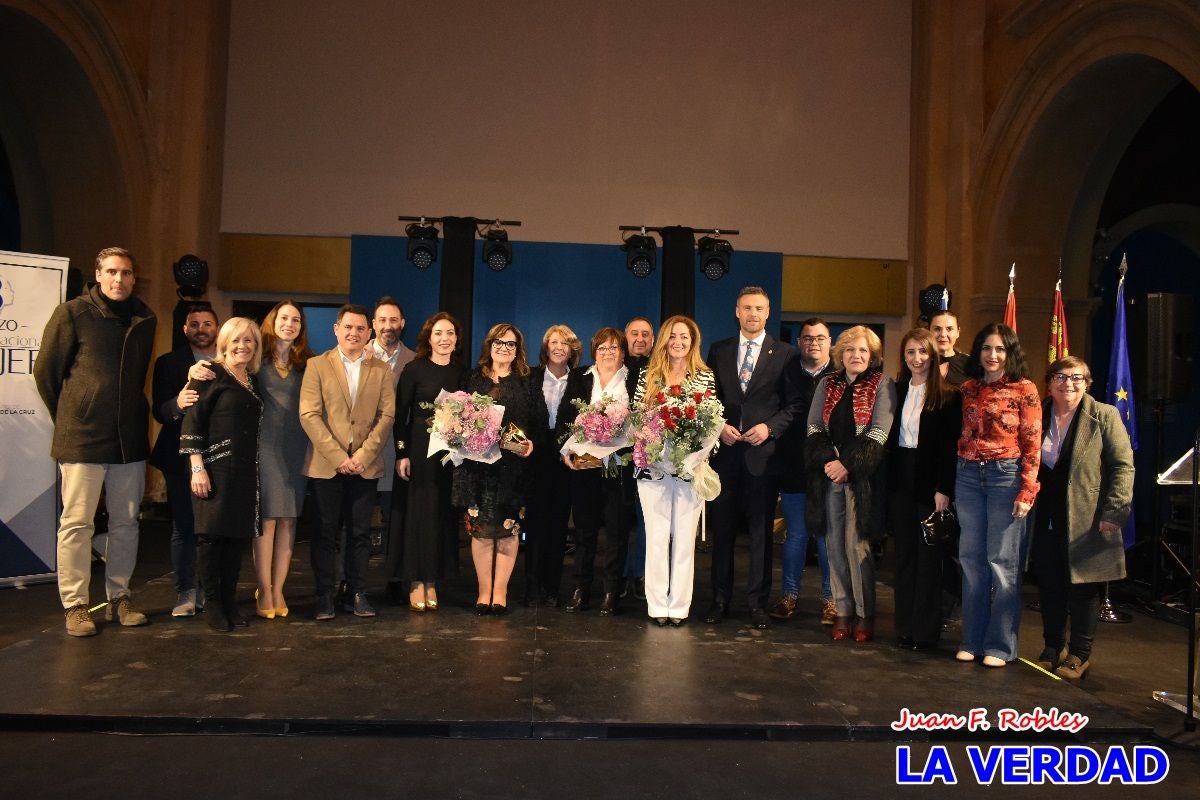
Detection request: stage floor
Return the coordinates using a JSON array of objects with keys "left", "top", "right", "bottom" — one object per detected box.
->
[{"left": 0, "top": 519, "right": 1186, "bottom": 746}]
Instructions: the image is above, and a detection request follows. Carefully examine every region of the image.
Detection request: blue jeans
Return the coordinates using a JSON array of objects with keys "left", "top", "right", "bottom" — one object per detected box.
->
[
  {"left": 955, "top": 458, "right": 1027, "bottom": 662},
  {"left": 164, "top": 471, "right": 197, "bottom": 594},
  {"left": 624, "top": 499, "right": 647, "bottom": 579},
  {"left": 779, "top": 492, "right": 831, "bottom": 601}
]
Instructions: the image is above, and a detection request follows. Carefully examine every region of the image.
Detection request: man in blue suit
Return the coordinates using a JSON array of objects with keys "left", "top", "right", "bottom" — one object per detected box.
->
[{"left": 704, "top": 287, "right": 800, "bottom": 629}]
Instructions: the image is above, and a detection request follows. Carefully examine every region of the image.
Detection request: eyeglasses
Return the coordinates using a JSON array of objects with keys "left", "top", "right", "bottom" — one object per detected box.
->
[
  {"left": 1051, "top": 373, "right": 1087, "bottom": 384},
  {"left": 800, "top": 335, "right": 829, "bottom": 344},
  {"left": 596, "top": 344, "right": 621, "bottom": 354},
  {"left": 492, "top": 339, "right": 518, "bottom": 351}
]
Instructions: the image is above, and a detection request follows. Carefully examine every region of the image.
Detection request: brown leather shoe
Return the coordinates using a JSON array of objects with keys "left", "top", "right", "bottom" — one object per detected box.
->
[
  {"left": 769, "top": 595, "right": 797, "bottom": 620},
  {"left": 820, "top": 600, "right": 837, "bottom": 626},
  {"left": 831, "top": 617, "right": 852, "bottom": 641}
]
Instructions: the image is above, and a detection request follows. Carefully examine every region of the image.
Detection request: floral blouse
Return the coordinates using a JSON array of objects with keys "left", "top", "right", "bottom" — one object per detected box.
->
[{"left": 957, "top": 376, "right": 1042, "bottom": 505}]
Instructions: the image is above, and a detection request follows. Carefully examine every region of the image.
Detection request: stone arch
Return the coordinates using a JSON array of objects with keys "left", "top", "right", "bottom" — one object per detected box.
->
[
  {"left": 0, "top": 0, "right": 151, "bottom": 273},
  {"left": 967, "top": 0, "right": 1200, "bottom": 354}
]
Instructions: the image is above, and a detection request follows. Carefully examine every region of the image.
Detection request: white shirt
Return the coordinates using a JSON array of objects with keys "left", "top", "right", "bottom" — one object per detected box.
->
[
  {"left": 803, "top": 359, "right": 830, "bottom": 378},
  {"left": 586, "top": 364, "right": 630, "bottom": 405},
  {"left": 339, "top": 348, "right": 366, "bottom": 407},
  {"left": 371, "top": 339, "right": 401, "bottom": 372},
  {"left": 1041, "top": 405, "right": 1078, "bottom": 470},
  {"left": 737, "top": 331, "right": 767, "bottom": 373},
  {"left": 899, "top": 381, "right": 926, "bottom": 448},
  {"left": 542, "top": 367, "right": 570, "bottom": 429}
]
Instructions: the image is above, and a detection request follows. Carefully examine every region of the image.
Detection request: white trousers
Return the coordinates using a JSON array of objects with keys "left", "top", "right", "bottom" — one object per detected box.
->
[
  {"left": 57, "top": 461, "right": 145, "bottom": 609},
  {"left": 638, "top": 476, "right": 703, "bottom": 620}
]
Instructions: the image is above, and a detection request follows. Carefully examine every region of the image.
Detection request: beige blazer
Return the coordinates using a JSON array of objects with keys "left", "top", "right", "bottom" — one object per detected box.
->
[{"left": 300, "top": 348, "right": 396, "bottom": 480}]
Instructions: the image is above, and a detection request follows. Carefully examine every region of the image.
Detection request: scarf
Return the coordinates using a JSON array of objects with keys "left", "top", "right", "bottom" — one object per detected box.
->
[{"left": 822, "top": 367, "right": 883, "bottom": 430}]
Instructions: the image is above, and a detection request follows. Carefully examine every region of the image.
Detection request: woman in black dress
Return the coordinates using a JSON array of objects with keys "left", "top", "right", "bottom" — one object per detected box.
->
[
  {"left": 182, "top": 317, "right": 264, "bottom": 632},
  {"left": 452, "top": 323, "right": 545, "bottom": 614},
  {"left": 394, "top": 312, "right": 466, "bottom": 611}
]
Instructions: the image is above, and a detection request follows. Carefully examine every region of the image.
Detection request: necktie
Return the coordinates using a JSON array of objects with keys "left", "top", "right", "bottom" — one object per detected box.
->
[{"left": 739, "top": 340, "right": 756, "bottom": 392}]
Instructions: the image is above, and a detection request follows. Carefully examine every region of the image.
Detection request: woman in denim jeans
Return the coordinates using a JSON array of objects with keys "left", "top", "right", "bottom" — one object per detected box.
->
[{"left": 954, "top": 324, "right": 1041, "bottom": 667}]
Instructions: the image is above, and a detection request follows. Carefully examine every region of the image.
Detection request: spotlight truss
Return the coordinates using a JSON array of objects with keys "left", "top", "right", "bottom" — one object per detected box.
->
[
  {"left": 697, "top": 235, "right": 733, "bottom": 281},
  {"left": 405, "top": 220, "right": 439, "bottom": 269},
  {"left": 622, "top": 229, "right": 657, "bottom": 278}
]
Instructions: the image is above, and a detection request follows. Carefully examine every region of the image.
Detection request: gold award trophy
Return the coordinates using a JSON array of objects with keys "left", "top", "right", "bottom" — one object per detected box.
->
[{"left": 500, "top": 422, "right": 531, "bottom": 454}]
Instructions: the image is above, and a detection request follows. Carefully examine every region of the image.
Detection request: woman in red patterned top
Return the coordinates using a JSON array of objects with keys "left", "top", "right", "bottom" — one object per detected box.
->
[{"left": 954, "top": 323, "right": 1041, "bottom": 667}]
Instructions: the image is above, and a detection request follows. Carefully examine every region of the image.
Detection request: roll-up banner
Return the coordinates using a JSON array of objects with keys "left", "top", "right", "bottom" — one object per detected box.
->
[{"left": 0, "top": 250, "right": 67, "bottom": 587}]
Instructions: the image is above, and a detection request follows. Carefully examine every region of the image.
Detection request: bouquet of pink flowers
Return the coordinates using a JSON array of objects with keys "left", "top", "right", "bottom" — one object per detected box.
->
[
  {"left": 422, "top": 389, "right": 505, "bottom": 466},
  {"left": 559, "top": 394, "right": 631, "bottom": 474},
  {"left": 630, "top": 385, "right": 724, "bottom": 491}
]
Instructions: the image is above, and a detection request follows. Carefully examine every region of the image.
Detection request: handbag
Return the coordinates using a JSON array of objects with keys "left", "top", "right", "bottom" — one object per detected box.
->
[{"left": 920, "top": 507, "right": 960, "bottom": 547}]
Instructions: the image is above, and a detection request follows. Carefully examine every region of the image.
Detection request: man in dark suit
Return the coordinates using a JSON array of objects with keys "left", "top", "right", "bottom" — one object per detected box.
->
[
  {"left": 705, "top": 287, "right": 800, "bottom": 629},
  {"left": 149, "top": 303, "right": 218, "bottom": 617}
]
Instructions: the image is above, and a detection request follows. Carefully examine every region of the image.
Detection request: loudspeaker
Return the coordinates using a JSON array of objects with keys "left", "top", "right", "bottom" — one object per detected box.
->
[{"left": 1129, "top": 292, "right": 1193, "bottom": 402}]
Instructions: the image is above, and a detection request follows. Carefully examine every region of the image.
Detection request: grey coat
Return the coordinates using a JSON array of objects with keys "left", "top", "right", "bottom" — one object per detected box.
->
[
  {"left": 1034, "top": 394, "right": 1135, "bottom": 583},
  {"left": 34, "top": 284, "right": 157, "bottom": 463}
]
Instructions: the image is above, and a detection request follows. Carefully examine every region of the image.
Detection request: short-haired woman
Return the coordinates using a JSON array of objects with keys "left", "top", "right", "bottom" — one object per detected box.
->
[
  {"left": 181, "top": 317, "right": 264, "bottom": 632},
  {"left": 806, "top": 325, "right": 896, "bottom": 643}
]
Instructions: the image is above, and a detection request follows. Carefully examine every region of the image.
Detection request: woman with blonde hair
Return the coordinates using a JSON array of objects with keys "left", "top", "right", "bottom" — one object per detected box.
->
[
  {"left": 633, "top": 315, "right": 719, "bottom": 626},
  {"left": 181, "top": 317, "right": 264, "bottom": 632},
  {"left": 523, "top": 324, "right": 582, "bottom": 607},
  {"left": 805, "top": 325, "right": 896, "bottom": 642},
  {"left": 452, "top": 323, "right": 546, "bottom": 614}
]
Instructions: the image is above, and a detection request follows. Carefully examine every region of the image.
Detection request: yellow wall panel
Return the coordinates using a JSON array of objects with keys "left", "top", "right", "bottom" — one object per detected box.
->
[
  {"left": 781, "top": 255, "right": 907, "bottom": 315},
  {"left": 219, "top": 233, "right": 351, "bottom": 294}
]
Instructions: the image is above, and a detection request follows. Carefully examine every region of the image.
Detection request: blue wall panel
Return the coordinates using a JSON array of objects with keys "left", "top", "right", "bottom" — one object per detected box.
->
[
  {"left": 350, "top": 234, "right": 444, "bottom": 350},
  {"left": 349, "top": 235, "right": 781, "bottom": 366}
]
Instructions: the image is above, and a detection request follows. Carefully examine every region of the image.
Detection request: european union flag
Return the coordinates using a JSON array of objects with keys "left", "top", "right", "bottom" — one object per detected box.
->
[{"left": 1106, "top": 265, "right": 1138, "bottom": 548}]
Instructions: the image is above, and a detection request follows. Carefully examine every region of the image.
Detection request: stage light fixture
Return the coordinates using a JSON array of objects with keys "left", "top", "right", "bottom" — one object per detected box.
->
[
  {"left": 173, "top": 253, "right": 209, "bottom": 299},
  {"left": 622, "top": 230, "right": 657, "bottom": 278},
  {"left": 697, "top": 235, "right": 732, "bottom": 281},
  {"left": 482, "top": 226, "right": 512, "bottom": 272},
  {"left": 405, "top": 221, "right": 439, "bottom": 269}
]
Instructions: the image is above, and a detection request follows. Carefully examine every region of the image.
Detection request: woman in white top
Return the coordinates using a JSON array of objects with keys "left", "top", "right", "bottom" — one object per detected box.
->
[
  {"left": 558, "top": 327, "right": 641, "bottom": 616},
  {"left": 632, "top": 316, "right": 719, "bottom": 627},
  {"left": 885, "top": 328, "right": 961, "bottom": 649}
]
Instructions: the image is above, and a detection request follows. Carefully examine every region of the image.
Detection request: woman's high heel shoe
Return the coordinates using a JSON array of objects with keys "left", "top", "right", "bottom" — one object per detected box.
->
[
  {"left": 254, "top": 589, "right": 275, "bottom": 620},
  {"left": 275, "top": 601, "right": 289, "bottom": 618},
  {"left": 409, "top": 584, "right": 426, "bottom": 612},
  {"left": 425, "top": 587, "right": 439, "bottom": 611}
]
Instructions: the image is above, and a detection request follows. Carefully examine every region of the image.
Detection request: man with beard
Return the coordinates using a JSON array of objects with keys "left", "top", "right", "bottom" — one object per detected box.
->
[
  {"left": 150, "top": 303, "right": 219, "bottom": 617},
  {"left": 370, "top": 297, "right": 416, "bottom": 590}
]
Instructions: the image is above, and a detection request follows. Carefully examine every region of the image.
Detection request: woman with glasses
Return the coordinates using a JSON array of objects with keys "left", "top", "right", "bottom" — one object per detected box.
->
[
  {"left": 559, "top": 327, "right": 640, "bottom": 616},
  {"left": 393, "top": 312, "right": 466, "bottom": 611},
  {"left": 1030, "top": 357, "right": 1133, "bottom": 679},
  {"left": 523, "top": 324, "right": 582, "bottom": 607},
  {"left": 886, "top": 328, "right": 960, "bottom": 650},
  {"left": 452, "top": 323, "right": 545, "bottom": 615},
  {"left": 955, "top": 323, "right": 1041, "bottom": 667}
]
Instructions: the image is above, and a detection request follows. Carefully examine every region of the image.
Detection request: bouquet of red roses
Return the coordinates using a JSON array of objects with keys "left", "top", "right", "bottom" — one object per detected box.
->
[{"left": 630, "top": 384, "right": 723, "bottom": 490}]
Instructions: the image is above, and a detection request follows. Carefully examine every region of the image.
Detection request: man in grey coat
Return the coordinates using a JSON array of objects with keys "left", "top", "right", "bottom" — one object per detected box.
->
[{"left": 34, "top": 246, "right": 157, "bottom": 636}]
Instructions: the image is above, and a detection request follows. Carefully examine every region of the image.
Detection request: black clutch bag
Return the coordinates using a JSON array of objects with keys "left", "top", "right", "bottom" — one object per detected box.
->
[{"left": 920, "top": 508, "right": 960, "bottom": 547}]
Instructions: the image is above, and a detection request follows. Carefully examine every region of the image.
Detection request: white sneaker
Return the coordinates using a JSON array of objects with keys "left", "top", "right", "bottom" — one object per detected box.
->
[
  {"left": 172, "top": 589, "right": 197, "bottom": 617},
  {"left": 955, "top": 650, "right": 975, "bottom": 662},
  {"left": 981, "top": 655, "right": 1007, "bottom": 668}
]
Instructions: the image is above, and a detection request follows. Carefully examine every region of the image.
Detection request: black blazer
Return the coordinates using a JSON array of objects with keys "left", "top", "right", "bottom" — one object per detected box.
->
[
  {"left": 554, "top": 364, "right": 641, "bottom": 443},
  {"left": 886, "top": 378, "right": 962, "bottom": 501},
  {"left": 706, "top": 334, "right": 800, "bottom": 477},
  {"left": 149, "top": 347, "right": 201, "bottom": 474}
]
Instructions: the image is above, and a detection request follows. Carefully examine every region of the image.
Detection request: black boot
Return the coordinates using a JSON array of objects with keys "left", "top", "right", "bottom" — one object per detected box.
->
[{"left": 199, "top": 538, "right": 232, "bottom": 632}]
